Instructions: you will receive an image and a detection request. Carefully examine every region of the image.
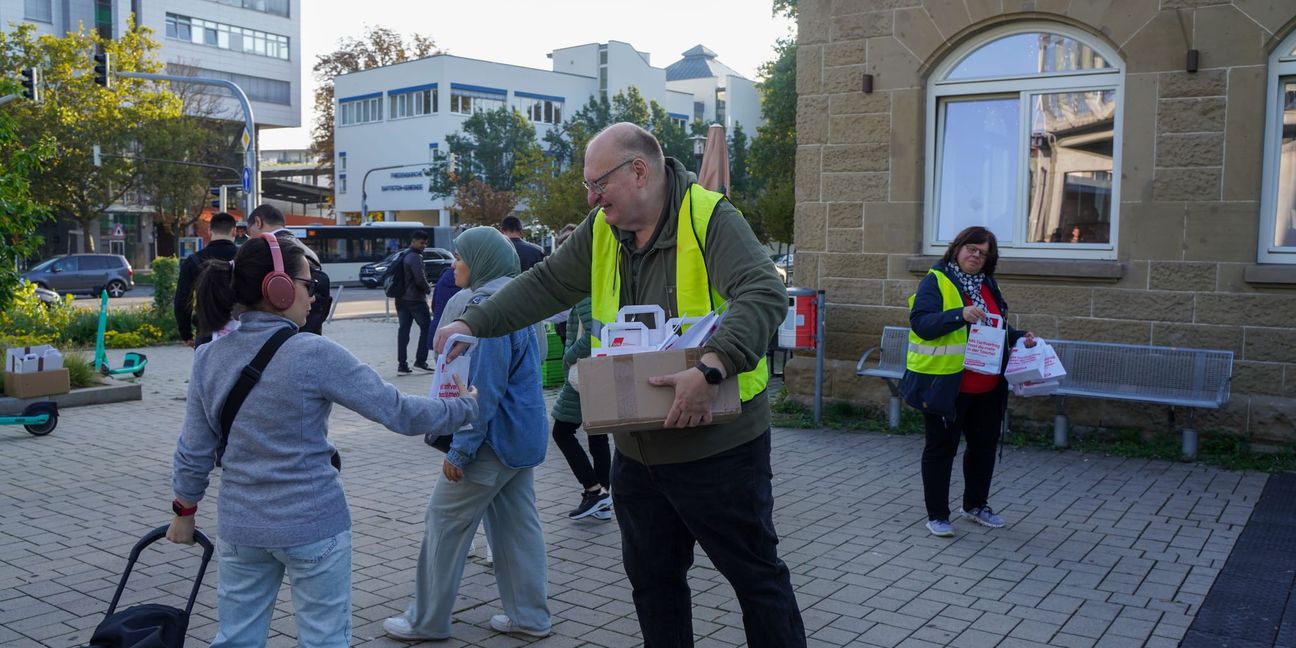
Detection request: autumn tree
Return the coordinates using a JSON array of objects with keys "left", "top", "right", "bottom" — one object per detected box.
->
[
  {"left": 311, "top": 26, "right": 440, "bottom": 172},
  {"left": 0, "top": 23, "right": 182, "bottom": 252},
  {"left": 452, "top": 179, "right": 521, "bottom": 227}
]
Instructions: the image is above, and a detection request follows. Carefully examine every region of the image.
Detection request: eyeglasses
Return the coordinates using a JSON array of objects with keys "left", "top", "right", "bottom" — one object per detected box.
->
[
  {"left": 962, "top": 244, "right": 989, "bottom": 259},
  {"left": 293, "top": 276, "right": 318, "bottom": 291},
  {"left": 582, "top": 159, "right": 636, "bottom": 195}
]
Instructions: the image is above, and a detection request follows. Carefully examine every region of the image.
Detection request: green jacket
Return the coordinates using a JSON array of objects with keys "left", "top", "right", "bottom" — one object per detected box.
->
[
  {"left": 459, "top": 157, "right": 786, "bottom": 465},
  {"left": 551, "top": 298, "right": 592, "bottom": 425}
]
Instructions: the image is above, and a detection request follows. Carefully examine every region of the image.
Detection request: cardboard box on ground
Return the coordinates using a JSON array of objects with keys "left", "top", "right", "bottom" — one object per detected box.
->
[
  {"left": 576, "top": 306, "right": 741, "bottom": 434},
  {"left": 4, "top": 346, "right": 70, "bottom": 399}
]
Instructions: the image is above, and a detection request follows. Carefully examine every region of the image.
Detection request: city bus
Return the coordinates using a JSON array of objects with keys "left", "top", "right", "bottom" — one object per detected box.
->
[{"left": 287, "top": 223, "right": 452, "bottom": 284}]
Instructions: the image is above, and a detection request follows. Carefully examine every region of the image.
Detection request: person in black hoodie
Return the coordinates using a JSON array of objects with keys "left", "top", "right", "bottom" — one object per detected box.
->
[
  {"left": 175, "top": 211, "right": 239, "bottom": 348},
  {"left": 395, "top": 230, "right": 433, "bottom": 374}
]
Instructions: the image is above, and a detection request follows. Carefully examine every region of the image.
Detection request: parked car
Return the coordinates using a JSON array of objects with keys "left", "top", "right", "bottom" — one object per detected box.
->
[
  {"left": 771, "top": 252, "right": 794, "bottom": 284},
  {"left": 359, "top": 248, "right": 454, "bottom": 289},
  {"left": 22, "top": 254, "right": 134, "bottom": 297}
]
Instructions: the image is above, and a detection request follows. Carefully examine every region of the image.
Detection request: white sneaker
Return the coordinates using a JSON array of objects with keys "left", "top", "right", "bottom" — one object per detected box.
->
[
  {"left": 489, "top": 613, "right": 550, "bottom": 638},
  {"left": 591, "top": 508, "right": 613, "bottom": 520},
  {"left": 382, "top": 615, "right": 448, "bottom": 641}
]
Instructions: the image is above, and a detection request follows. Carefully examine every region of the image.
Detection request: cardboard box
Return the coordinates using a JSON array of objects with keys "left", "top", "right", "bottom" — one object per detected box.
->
[
  {"left": 577, "top": 347, "right": 741, "bottom": 434},
  {"left": 4, "top": 369, "right": 70, "bottom": 399}
]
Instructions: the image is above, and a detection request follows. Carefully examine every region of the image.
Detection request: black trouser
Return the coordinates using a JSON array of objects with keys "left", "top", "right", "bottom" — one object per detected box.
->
[
  {"left": 612, "top": 431, "right": 805, "bottom": 648},
  {"left": 551, "top": 419, "right": 609, "bottom": 490},
  {"left": 395, "top": 298, "right": 430, "bottom": 366},
  {"left": 921, "top": 390, "right": 1003, "bottom": 521}
]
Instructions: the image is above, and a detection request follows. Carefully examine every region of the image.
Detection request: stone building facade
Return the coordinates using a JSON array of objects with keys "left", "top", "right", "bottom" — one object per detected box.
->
[{"left": 787, "top": 0, "right": 1296, "bottom": 440}]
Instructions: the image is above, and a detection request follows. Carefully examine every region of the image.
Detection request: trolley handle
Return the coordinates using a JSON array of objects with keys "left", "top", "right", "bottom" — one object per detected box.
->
[{"left": 104, "top": 524, "right": 214, "bottom": 618}]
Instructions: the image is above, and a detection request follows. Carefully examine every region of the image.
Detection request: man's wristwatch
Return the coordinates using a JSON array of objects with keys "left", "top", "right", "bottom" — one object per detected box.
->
[
  {"left": 172, "top": 499, "right": 197, "bottom": 517},
  {"left": 694, "top": 361, "right": 723, "bottom": 385}
]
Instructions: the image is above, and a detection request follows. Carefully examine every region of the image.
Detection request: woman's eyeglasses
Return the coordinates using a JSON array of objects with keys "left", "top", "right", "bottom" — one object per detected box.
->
[
  {"left": 293, "top": 276, "right": 318, "bottom": 291},
  {"left": 962, "top": 244, "right": 989, "bottom": 259}
]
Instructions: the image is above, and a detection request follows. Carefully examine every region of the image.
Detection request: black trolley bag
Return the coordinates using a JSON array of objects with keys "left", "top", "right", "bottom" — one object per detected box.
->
[{"left": 88, "top": 525, "right": 214, "bottom": 648}]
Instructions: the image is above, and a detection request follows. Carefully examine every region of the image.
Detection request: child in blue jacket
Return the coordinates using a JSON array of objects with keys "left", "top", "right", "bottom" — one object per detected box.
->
[{"left": 384, "top": 226, "right": 551, "bottom": 640}]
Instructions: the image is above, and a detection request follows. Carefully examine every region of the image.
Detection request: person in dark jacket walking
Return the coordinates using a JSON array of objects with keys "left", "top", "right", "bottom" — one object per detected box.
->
[
  {"left": 175, "top": 212, "right": 239, "bottom": 348},
  {"left": 499, "top": 216, "right": 544, "bottom": 271},
  {"left": 900, "top": 226, "right": 1035, "bottom": 538},
  {"left": 396, "top": 230, "right": 433, "bottom": 374}
]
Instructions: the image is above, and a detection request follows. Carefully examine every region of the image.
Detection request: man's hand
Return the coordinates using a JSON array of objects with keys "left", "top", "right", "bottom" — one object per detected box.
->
[
  {"left": 442, "top": 459, "right": 464, "bottom": 482},
  {"left": 184, "top": 339, "right": 196, "bottom": 348},
  {"left": 166, "top": 515, "right": 196, "bottom": 545},
  {"left": 648, "top": 365, "right": 721, "bottom": 428},
  {"left": 1022, "top": 331, "right": 1038, "bottom": 348},
  {"left": 433, "top": 321, "right": 475, "bottom": 360},
  {"left": 452, "top": 375, "right": 478, "bottom": 400}
]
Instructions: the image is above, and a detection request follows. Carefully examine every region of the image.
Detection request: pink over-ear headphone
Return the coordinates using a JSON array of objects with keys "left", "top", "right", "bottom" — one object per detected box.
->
[{"left": 259, "top": 233, "right": 296, "bottom": 310}]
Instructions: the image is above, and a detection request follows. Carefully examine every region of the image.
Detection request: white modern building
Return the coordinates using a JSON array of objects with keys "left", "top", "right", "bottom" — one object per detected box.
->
[
  {"left": 332, "top": 40, "right": 761, "bottom": 225},
  {"left": 3, "top": 0, "right": 301, "bottom": 262}
]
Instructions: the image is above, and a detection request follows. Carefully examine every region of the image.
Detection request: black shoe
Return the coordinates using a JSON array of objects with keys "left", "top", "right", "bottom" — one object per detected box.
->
[
  {"left": 568, "top": 489, "right": 612, "bottom": 519},
  {"left": 397, "top": 364, "right": 412, "bottom": 375},
  {"left": 413, "top": 362, "right": 432, "bottom": 372}
]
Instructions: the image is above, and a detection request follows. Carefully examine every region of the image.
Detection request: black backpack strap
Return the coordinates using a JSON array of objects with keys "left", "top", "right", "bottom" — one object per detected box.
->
[{"left": 215, "top": 327, "right": 296, "bottom": 466}]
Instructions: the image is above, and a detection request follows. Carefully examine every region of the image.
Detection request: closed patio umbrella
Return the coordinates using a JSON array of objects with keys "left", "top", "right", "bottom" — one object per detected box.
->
[{"left": 697, "top": 123, "right": 730, "bottom": 196}]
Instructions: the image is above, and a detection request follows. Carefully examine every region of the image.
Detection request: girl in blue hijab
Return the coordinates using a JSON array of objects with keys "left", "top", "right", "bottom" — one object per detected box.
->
[{"left": 384, "top": 225, "right": 552, "bottom": 640}]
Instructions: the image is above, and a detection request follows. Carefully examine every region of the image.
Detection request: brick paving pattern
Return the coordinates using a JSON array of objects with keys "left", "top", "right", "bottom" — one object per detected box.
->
[{"left": 0, "top": 318, "right": 1268, "bottom": 647}]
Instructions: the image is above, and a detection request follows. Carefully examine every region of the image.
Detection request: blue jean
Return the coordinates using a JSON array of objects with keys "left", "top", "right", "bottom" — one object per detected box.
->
[
  {"left": 210, "top": 530, "right": 352, "bottom": 648},
  {"left": 611, "top": 431, "right": 805, "bottom": 648},
  {"left": 403, "top": 445, "right": 550, "bottom": 637}
]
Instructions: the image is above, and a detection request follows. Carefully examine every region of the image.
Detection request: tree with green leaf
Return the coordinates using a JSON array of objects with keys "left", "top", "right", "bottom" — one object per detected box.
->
[
  {"left": 427, "top": 107, "right": 544, "bottom": 199},
  {"left": 311, "top": 27, "right": 440, "bottom": 171},
  {"left": 749, "top": 35, "right": 797, "bottom": 246},
  {"left": 0, "top": 22, "right": 182, "bottom": 252},
  {"left": 0, "top": 79, "right": 53, "bottom": 312}
]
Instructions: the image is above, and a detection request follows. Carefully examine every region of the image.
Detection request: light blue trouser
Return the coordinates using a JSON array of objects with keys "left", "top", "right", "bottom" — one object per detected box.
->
[
  {"left": 211, "top": 529, "right": 352, "bottom": 648},
  {"left": 405, "top": 445, "right": 550, "bottom": 637}
]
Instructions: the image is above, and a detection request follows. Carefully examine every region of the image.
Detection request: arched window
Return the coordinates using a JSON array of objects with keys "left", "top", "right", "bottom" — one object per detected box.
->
[
  {"left": 1259, "top": 31, "right": 1296, "bottom": 264},
  {"left": 925, "top": 24, "right": 1124, "bottom": 259}
]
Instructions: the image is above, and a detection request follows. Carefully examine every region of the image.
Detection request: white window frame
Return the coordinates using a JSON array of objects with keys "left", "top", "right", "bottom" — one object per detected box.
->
[
  {"left": 1258, "top": 31, "right": 1296, "bottom": 264},
  {"left": 338, "top": 95, "right": 382, "bottom": 127},
  {"left": 924, "top": 22, "right": 1125, "bottom": 260}
]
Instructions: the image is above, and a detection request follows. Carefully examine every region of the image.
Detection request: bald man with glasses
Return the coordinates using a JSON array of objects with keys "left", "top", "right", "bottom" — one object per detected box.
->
[{"left": 435, "top": 122, "right": 803, "bottom": 648}]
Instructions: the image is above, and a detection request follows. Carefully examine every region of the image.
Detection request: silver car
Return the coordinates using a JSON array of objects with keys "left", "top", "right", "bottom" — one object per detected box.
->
[{"left": 23, "top": 254, "right": 135, "bottom": 298}]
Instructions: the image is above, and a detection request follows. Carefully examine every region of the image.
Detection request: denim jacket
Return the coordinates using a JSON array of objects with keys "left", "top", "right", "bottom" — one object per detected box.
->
[{"left": 445, "top": 277, "right": 548, "bottom": 470}]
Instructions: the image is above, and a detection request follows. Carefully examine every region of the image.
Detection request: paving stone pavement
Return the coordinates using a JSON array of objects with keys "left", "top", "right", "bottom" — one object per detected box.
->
[{"left": 0, "top": 318, "right": 1269, "bottom": 647}]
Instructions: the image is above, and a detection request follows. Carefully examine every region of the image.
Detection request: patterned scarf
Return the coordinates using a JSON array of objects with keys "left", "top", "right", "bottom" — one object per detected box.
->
[{"left": 946, "top": 260, "right": 988, "bottom": 315}]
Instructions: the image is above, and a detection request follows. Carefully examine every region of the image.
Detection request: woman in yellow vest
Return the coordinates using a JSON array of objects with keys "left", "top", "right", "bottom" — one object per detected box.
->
[{"left": 900, "top": 226, "right": 1035, "bottom": 538}]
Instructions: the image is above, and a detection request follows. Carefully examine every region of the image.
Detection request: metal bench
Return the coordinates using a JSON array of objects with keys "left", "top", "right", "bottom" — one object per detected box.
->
[
  {"left": 854, "top": 326, "right": 910, "bottom": 428},
  {"left": 855, "top": 328, "right": 1234, "bottom": 459},
  {"left": 1049, "top": 340, "right": 1233, "bottom": 459}
]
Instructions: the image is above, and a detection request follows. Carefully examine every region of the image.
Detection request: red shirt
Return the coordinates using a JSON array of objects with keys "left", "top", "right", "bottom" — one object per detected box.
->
[{"left": 960, "top": 284, "right": 1002, "bottom": 394}]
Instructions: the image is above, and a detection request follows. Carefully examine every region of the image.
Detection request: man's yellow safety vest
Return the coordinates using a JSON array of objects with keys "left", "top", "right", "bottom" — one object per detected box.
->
[
  {"left": 589, "top": 184, "right": 768, "bottom": 401},
  {"left": 906, "top": 269, "right": 967, "bottom": 375}
]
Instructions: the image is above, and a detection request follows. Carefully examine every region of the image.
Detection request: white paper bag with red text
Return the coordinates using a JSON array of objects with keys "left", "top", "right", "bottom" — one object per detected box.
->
[
  {"left": 1004, "top": 337, "right": 1047, "bottom": 385},
  {"left": 1040, "top": 340, "right": 1067, "bottom": 381},
  {"left": 1012, "top": 378, "right": 1060, "bottom": 397},
  {"left": 430, "top": 334, "right": 478, "bottom": 398},
  {"left": 962, "top": 315, "right": 1005, "bottom": 375}
]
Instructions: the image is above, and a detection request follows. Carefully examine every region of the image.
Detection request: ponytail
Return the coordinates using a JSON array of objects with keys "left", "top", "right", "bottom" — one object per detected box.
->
[{"left": 195, "top": 236, "right": 306, "bottom": 333}]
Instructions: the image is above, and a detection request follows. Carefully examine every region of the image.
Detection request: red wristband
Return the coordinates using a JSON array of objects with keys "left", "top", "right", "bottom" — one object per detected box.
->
[{"left": 172, "top": 499, "right": 197, "bottom": 517}]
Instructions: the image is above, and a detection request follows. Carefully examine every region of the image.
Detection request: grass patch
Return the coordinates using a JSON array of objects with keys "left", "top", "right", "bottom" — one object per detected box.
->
[{"left": 771, "top": 388, "right": 1296, "bottom": 474}]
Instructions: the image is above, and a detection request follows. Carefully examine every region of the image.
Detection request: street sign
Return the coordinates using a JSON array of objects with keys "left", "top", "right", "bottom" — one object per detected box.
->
[
  {"left": 240, "top": 128, "right": 251, "bottom": 150},
  {"left": 111, "top": 223, "right": 124, "bottom": 239},
  {"left": 242, "top": 167, "right": 252, "bottom": 193}
]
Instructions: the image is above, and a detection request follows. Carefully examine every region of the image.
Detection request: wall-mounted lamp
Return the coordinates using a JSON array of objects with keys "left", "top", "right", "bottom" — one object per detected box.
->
[
  {"left": 862, "top": 73, "right": 874, "bottom": 94},
  {"left": 1186, "top": 49, "right": 1199, "bottom": 73}
]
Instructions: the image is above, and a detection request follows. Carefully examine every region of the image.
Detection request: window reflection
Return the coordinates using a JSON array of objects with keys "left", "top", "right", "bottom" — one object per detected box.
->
[
  {"left": 1026, "top": 91, "right": 1116, "bottom": 244},
  {"left": 936, "top": 98, "right": 1019, "bottom": 242},
  {"left": 948, "top": 32, "right": 1112, "bottom": 80},
  {"left": 1275, "top": 81, "right": 1296, "bottom": 248}
]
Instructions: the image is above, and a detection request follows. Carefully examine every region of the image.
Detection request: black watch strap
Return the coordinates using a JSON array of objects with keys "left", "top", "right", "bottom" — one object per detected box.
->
[{"left": 695, "top": 361, "right": 723, "bottom": 385}]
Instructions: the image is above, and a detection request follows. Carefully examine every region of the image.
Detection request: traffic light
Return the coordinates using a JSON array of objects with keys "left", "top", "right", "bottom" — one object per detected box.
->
[
  {"left": 93, "top": 52, "right": 111, "bottom": 88},
  {"left": 19, "top": 68, "right": 40, "bottom": 102},
  {"left": 209, "top": 186, "right": 227, "bottom": 212}
]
